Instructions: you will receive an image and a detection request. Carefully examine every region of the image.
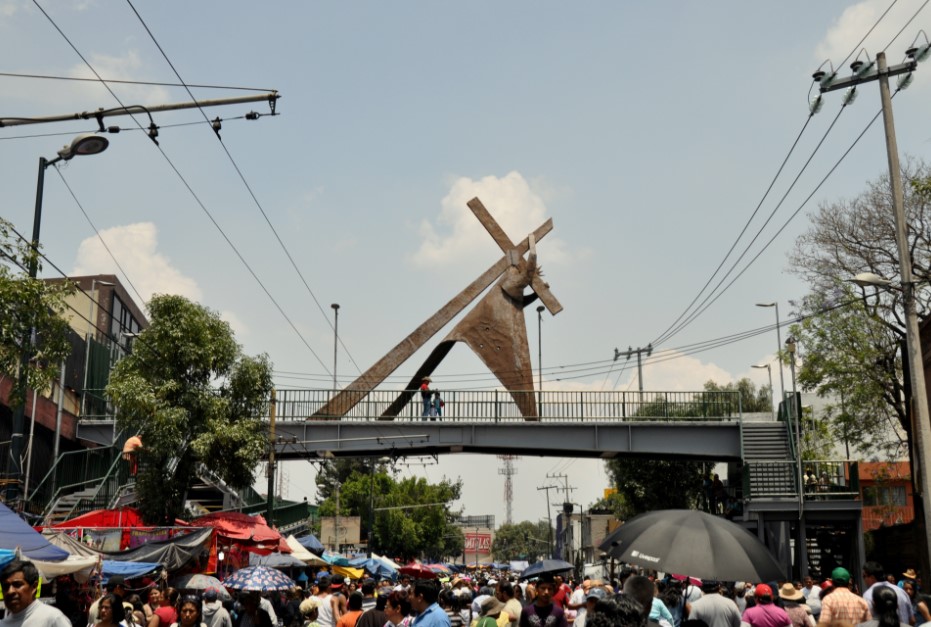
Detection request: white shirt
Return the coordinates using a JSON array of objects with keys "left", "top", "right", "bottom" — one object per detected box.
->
[{"left": 2, "top": 600, "right": 72, "bottom": 627}]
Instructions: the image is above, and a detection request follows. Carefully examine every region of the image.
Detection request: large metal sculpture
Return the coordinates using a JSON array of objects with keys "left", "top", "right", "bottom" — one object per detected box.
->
[{"left": 313, "top": 197, "right": 561, "bottom": 420}]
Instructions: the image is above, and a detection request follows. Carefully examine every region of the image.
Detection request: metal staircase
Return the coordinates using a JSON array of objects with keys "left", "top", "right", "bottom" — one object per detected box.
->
[{"left": 742, "top": 421, "right": 798, "bottom": 499}]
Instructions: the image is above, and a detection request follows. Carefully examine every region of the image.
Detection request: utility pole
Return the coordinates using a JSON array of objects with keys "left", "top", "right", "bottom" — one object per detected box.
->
[
  {"left": 265, "top": 389, "right": 277, "bottom": 526},
  {"left": 537, "top": 485, "right": 558, "bottom": 559},
  {"left": 614, "top": 344, "right": 653, "bottom": 393},
  {"left": 815, "top": 43, "right": 931, "bottom": 583}
]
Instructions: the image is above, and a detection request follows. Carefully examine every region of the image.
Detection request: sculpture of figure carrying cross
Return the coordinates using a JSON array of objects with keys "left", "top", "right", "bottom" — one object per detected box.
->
[{"left": 313, "top": 197, "right": 561, "bottom": 420}]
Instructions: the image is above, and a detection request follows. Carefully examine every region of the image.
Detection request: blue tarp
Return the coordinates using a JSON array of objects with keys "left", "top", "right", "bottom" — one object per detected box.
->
[
  {"left": 0, "top": 502, "right": 69, "bottom": 562},
  {"left": 0, "top": 548, "right": 15, "bottom": 570},
  {"left": 348, "top": 556, "right": 397, "bottom": 580},
  {"left": 296, "top": 534, "right": 324, "bottom": 553},
  {"left": 101, "top": 560, "right": 161, "bottom": 582},
  {"left": 322, "top": 551, "right": 349, "bottom": 566}
]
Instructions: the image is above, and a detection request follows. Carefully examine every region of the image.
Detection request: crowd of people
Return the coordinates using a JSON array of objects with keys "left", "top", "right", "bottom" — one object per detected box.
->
[{"left": 2, "top": 558, "right": 928, "bottom": 627}]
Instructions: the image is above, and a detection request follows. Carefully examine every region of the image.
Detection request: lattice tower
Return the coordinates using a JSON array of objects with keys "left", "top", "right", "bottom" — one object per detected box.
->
[{"left": 498, "top": 455, "right": 519, "bottom": 525}]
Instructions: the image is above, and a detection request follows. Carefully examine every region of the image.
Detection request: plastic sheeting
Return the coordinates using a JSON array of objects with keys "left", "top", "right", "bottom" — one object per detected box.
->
[
  {"left": 99, "top": 527, "right": 213, "bottom": 572},
  {"left": 295, "top": 534, "right": 325, "bottom": 553},
  {"left": 101, "top": 560, "right": 161, "bottom": 582},
  {"left": 0, "top": 502, "right": 69, "bottom": 562}
]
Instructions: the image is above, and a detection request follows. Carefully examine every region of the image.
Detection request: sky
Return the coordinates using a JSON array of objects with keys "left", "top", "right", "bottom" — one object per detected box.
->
[{"left": 2, "top": 1, "right": 931, "bottom": 531}]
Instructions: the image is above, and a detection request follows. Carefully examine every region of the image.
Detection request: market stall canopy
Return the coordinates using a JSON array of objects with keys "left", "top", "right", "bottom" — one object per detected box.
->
[
  {"left": 50, "top": 507, "right": 156, "bottom": 529},
  {"left": 295, "top": 534, "right": 324, "bottom": 553},
  {"left": 348, "top": 556, "right": 397, "bottom": 580},
  {"left": 371, "top": 552, "right": 400, "bottom": 569},
  {"left": 0, "top": 502, "right": 69, "bottom": 562},
  {"left": 191, "top": 511, "right": 283, "bottom": 553},
  {"left": 101, "top": 560, "right": 160, "bottom": 582},
  {"left": 284, "top": 536, "right": 327, "bottom": 566},
  {"left": 42, "top": 530, "right": 99, "bottom": 557},
  {"left": 249, "top": 552, "right": 307, "bottom": 569},
  {"left": 101, "top": 527, "right": 213, "bottom": 572}
]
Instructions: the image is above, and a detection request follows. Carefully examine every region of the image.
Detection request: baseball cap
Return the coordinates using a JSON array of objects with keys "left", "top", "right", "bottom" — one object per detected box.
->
[
  {"left": 586, "top": 588, "right": 607, "bottom": 602},
  {"left": 831, "top": 567, "right": 851, "bottom": 584},
  {"left": 754, "top": 584, "right": 773, "bottom": 598}
]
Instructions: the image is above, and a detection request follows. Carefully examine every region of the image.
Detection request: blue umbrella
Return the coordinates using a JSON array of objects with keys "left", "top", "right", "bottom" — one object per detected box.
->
[
  {"left": 224, "top": 566, "right": 296, "bottom": 592},
  {"left": 518, "top": 559, "right": 574, "bottom": 580}
]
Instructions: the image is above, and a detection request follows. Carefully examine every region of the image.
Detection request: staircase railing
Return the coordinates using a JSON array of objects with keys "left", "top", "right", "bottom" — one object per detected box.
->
[
  {"left": 743, "top": 460, "right": 860, "bottom": 501},
  {"left": 29, "top": 444, "right": 121, "bottom": 518},
  {"left": 43, "top": 450, "right": 128, "bottom": 525}
]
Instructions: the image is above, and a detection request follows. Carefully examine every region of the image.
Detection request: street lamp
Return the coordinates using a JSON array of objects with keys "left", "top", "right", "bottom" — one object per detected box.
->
[
  {"left": 7, "top": 134, "right": 109, "bottom": 504},
  {"left": 82, "top": 279, "right": 115, "bottom": 417},
  {"left": 756, "top": 303, "right": 787, "bottom": 412},
  {"left": 851, "top": 270, "right": 931, "bottom": 570},
  {"left": 537, "top": 305, "right": 545, "bottom": 418},
  {"left": 331, "top": 303, "right": 340, "bottom": 392},
  {"left": 751, "top": 363, "right": 775, "bottom": 419},
  {"left": 785, "top": 336, "right": 808, "bottom": 578}
]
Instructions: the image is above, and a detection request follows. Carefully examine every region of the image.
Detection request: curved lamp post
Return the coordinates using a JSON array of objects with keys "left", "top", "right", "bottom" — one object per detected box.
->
[{"left": 7, "top": 134, "right": 109, "bottom": 505}]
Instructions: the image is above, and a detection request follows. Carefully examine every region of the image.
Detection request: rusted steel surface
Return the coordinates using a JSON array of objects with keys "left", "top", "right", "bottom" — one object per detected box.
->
[{"left": 313, "top": 198, "right": 563, "bottom": 421}]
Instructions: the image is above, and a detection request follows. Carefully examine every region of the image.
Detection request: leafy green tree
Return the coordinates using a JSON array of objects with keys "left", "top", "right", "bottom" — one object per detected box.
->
[
  {"left": 604, "top": 458, "right": 705, "bottom": 515},
  {"left": 0, "top": 218, "right": 74, "bottom": 406},
  {"left": 319, "top": 468, "right": 464, "bottom": 561},
  {"left": 789, "top": 287, "right": 907, "bottom": 459},
  {"left": 491, "top": 520, "right": 552, "bottom": 562},
  {"left": 703, "top": 378, "right": 771, "bottom": 413},
  {"left": 107, "top": 295, "right": 272, "bottom": 524}
]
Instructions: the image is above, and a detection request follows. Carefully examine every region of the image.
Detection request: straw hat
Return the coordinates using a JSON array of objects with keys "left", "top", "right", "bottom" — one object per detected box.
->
[{"left": 778, "top": 583, "right": 804, "bottom": 602}]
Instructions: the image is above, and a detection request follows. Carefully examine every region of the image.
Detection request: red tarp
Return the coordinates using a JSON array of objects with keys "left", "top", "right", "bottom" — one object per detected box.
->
[
  {"left": 189, "top": 512, "right": 286, "bottom": 554},
  {"left": 51, "top": 507, "right": 153, "bottom": 529}
]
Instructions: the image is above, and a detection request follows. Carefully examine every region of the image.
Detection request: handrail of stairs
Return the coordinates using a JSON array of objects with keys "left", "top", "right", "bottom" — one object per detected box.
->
[
  {"left": 43, "top": 450, "right": 125, "bottom": 525},
  {"left": 31, "top": 442, "right": 121, "bottom": 519}
]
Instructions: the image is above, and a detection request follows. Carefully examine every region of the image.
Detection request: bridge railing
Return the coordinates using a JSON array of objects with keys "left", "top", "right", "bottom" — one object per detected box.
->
[
  {"left": 274, "top": 389, "right": 741, "bottom": 422},
  {"left": 743, "top": 460, "right": 860, "bottom": 501}
]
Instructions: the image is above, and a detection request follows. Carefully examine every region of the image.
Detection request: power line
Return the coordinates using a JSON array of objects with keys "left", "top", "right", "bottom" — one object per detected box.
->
[
  {"left": 123, "top": 0, "right": 364, "bottom": 376},
  {"left": 0, "top": 71, "right": 276, "bottom": 92},
  {"left": 653, "top": 100, "right": 852, "bottom": 346},
  {"left": 30, "top": 0, "right": 331, "bottom": 374}
]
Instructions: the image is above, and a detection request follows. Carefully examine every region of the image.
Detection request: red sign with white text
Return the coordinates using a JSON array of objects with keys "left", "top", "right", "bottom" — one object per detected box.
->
[{"left": 464, "top": 533, "right": 492, "bottom": 554}]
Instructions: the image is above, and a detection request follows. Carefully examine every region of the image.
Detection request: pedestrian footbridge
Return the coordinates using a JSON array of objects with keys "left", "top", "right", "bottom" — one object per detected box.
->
[{"left": 78, "top": 389, "right": 748, "bottom": 461}]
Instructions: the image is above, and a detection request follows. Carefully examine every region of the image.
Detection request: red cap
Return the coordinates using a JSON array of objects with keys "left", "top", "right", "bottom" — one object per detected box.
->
[{"left": 754, "top": 584, "right": 773, "bottom": 598}]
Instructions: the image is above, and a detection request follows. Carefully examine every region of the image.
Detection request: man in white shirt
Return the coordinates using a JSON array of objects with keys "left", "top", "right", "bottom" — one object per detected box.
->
[{"left": 1, "top": 560, "right": 71, "bottom": 627}]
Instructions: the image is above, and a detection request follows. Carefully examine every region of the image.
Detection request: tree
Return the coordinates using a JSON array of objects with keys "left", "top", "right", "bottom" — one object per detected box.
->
[
  {"left": 703, "top": 378, "right": 772, "bottom": 413},
  {"left": 604, "top": 458, "right": 705, "bottom": 516},
  {"left": 789, "top": 158, "right": 930, "bottom": 318},
  {"left": 319, "top": 467, "right": 464, "bottom": 561},
  {"left": 787, "top": 160, "right": 931, "bottom": 457},
  {"left": 107, "top": 295, "right": 272, "bottom": 524},
  {"left": 0, "top": 218, "right": 74, "bottom": 406},
  {"left": 491, "top": 520, "right": 552, "bottom": 562},
  {"left": 790, "top": 287, "right": 907, "bottom": 459}
]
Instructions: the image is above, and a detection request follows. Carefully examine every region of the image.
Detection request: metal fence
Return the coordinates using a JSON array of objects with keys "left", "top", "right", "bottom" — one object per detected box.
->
[
  {"left": 743, "top": 460, "right": 860, "bottom": 501},
  {"left": 274, "top": 389, "right": 741, "bottom": 422}
]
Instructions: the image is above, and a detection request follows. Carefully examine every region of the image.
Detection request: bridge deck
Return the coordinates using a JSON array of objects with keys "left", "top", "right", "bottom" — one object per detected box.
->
[{"left": 77, "top": 389, "right": 746, "bottom": 460}]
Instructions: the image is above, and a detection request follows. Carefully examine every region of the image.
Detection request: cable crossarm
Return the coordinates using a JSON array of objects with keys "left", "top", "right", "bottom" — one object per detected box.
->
[{"left": 0, "top": 92, "right": 279, "bottom": 128}]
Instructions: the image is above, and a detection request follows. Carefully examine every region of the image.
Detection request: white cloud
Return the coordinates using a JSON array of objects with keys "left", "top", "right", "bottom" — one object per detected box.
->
[
  {"left": 413, "top": 171, "right": 570, "bottom": 269},
  {"left": 815, "top": 1, "right": 927, "bottom": 65},
  {"left": 71, "top": 222, "right": 202, "bottom": 302},
  {"left": 220, "top": 309, "right": 249, "bottom": 339},
  {"left": 68, "top": 50, "right": 170, "bottom": 106}
]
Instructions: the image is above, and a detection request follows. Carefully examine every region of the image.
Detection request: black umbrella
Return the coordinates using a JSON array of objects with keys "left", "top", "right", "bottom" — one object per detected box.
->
[
  {"left": 598, "top": 509, "right": 784, "bottom": 582},
  {"left": 518, "top": 559, "right": 575, "bottom": 580}
]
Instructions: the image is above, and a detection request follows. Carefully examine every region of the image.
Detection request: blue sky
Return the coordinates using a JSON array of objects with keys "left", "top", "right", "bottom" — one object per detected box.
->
[{"left": 2, "top": 1, "right": 930, "bottom": 529}]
